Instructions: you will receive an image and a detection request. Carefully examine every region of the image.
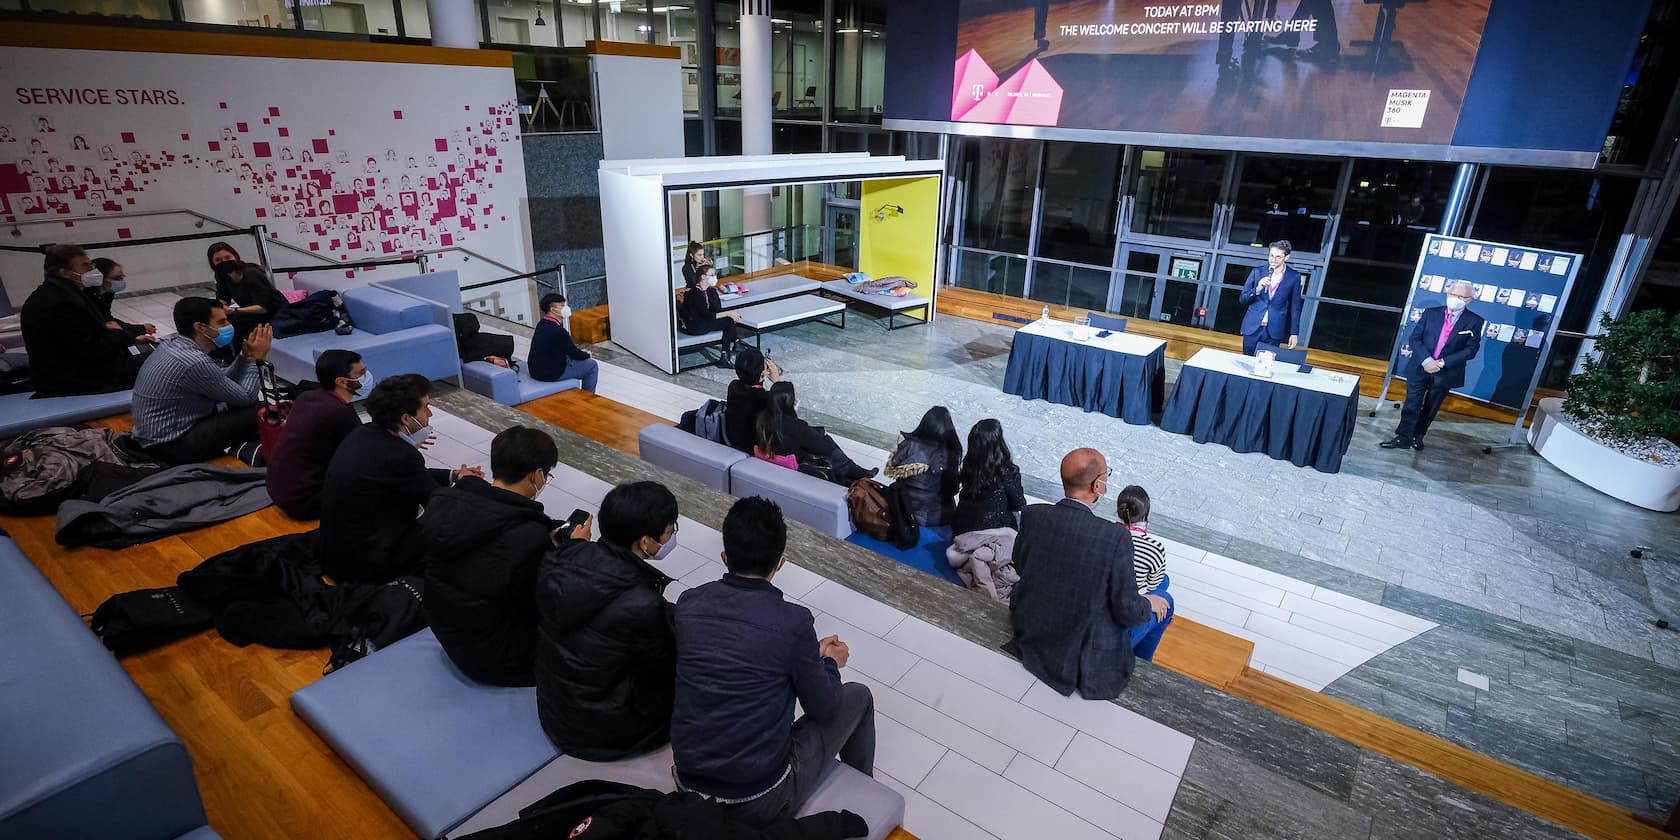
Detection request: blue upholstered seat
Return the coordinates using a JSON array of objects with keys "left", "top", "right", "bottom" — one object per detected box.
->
[
  {"left": 638, "top": 424, "right": 748, "bottom": 493},
  {"left": 0, "top": 389, "right": 132, "bottom": 439},
  {"left": 268, "top": 284, "right": 461, "bottom": 386},
  {"left": 728, "top": 456, "right": 853, "bottom": 539},
  {"left": 461, "top": 360, "right": 579, "bottom": 406}
]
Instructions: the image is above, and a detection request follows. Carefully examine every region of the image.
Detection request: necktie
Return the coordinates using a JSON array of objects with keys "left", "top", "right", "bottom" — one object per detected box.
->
[{"left": 1434, "top": 312, "right": 1456, "bottom": 359}]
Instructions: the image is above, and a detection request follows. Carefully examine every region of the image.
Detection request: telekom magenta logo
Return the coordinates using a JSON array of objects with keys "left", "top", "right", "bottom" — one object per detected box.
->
[{"left": 950, "top": 49, "right": 1064, "bottom": 126}]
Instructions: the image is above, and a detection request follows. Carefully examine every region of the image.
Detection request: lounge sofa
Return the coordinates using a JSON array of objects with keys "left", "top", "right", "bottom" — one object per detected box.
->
[
  {"left": 0, "top": 388, "right": 133, "bottom": 440},
  {"left": 267, "top": 283, "right": 460, "bottom": 387},
  {"left": 0, "top": 532, "right": 219, "bottom": 839}
]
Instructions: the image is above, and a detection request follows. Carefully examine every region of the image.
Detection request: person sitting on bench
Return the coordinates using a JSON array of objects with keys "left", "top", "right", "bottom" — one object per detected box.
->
[
  {"left": 753, "top": 382, "right": 876, "bottom": 485},
  {"left": 424, "top": 425, "right": 570, "bottom": 687},
  {"left": 316, "top": 374, "right": 482, "bottom": 583},
  {"left": 529, "top": 293, "right": 598, "bottom": 392},
  {"left": 207, "top": 241, "right": 287, "bottom": 351},
  {"left": 671, "top": 496, "right": 875, "bottom": 825},
  {"left": 20, "top": 244, "right": 148, "bottom": 397},
  {"left": 88, "top": 258, "right": 158, "bottom": 341},
  {"left": 265, "top": 349, "right": 365, "bottom": 520},
  {"left": 130, "top": 297, "right": 270, "bottom": 466},
  {"left": 678, "top": 260, "right": 742, "bottom": 368},
  {"left": 724, "top": 347, "right": 780, "bottom": 454},
  {"left": 536, "top": 480, "right": 679, "bottom": 760}
]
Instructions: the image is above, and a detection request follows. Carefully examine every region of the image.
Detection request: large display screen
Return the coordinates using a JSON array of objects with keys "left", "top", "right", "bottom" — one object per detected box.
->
[{"left": 952, "top": 0, "right": 1488, "bottom": 144}]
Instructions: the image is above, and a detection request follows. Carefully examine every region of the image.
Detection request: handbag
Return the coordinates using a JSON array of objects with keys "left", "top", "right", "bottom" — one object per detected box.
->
[
  {"left": 846, "top": 479, "right": 893, "bottom": 542},
  {"left": 256, "top": 360, "right": 292, "bottom": 459}
]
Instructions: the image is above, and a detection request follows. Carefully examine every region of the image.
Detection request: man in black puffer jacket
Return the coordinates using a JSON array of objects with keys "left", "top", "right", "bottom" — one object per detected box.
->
[
  {"left": 422, "top": 426, "right": 565, "bottom": 687},
  {"left": 536, "top": 480, "right": 679, "bottom": 760}
]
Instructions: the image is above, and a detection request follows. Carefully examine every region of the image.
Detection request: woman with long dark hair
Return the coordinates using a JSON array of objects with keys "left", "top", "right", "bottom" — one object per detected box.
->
[
  {"left": 951, "top": 419, "right": 1025, "bottom": 536},
  {"left": 206, "top": 241, "right": 286, "bottom": 351},
  {"left": 885, "top": 406, "right": 963, "bottom": 527},
  {"left": 753, "top": 381, "right": 876, "bottom": 484}
]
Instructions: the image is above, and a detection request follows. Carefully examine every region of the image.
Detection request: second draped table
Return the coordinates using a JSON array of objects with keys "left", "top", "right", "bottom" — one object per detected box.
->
[
  {"left": 1160, "top": 348, "right": 1362, "bottom": 473},
  {"left": 1002, "top": 319, "right": 1167, "bottom": 425}
]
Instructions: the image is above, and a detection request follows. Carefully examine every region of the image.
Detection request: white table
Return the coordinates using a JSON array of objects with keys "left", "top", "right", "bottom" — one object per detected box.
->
[
  {"left": 819, "top": 280, "right": 932, "bottom": 330},
  {"left": 1162, "top": 348, "right": 1363, "bottom": 473},
  {"left": 1015, "top": 318, "right": 1168, "bottom": 357},
  {"left": 732, "top": 294, "right": 847, "bottom": 347},
  {"left": 1180, "top": 348, "right": 1359, "bottom": 397},
  {"left": 1003, "top": 319, "right": 1168, "bottom": 425},
  {"left": 715, "top": 274, "right": 821, "bottom": 311}
]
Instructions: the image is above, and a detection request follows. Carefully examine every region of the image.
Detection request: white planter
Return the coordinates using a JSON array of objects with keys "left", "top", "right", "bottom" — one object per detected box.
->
[{"left": 1528, "top": 397, "right": 1680, "bottom": 512}]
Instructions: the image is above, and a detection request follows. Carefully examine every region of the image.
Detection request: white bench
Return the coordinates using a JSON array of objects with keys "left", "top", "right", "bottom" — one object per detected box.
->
[
  {"left": 733, "top": 294, "right": 847, "bottom": 349},
  {"left": 716, "top": 274, "right": 822, "bottom": 311},
  {"left": 820, "top": 282, "right": 931, "bottom": 330}
]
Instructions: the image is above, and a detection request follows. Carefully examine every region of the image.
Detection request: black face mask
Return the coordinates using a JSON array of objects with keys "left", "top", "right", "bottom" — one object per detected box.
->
[{"left": 214, "top": 261, "right": 241, "bottom": 281}]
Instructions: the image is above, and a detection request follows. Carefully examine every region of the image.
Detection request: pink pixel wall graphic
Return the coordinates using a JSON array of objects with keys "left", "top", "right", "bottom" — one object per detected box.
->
[{"left": 1, "top": 47, "right": 531, "bottom": 280}]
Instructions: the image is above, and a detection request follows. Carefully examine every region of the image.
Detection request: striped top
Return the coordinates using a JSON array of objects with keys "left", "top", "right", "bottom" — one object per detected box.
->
[
  {"left": 131, "top": 336, "right": 262, "bottom": 447},
  {"left": 1128, "top": 527, "right": 1167, "bottom": 595}
]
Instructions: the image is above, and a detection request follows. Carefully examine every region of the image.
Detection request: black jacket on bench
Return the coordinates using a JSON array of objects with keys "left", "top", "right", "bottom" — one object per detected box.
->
[{"left": 421, "top": 476, "right": 556, "bottom": 687}]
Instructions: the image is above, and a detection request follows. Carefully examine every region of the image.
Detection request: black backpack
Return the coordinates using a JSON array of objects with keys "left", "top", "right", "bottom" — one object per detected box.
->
[
  {"left": 453, "top": 312, "right": 516, "bottom": 363},
  {"left": 88, "top": 586, "right": 215, "bottom": 656}
]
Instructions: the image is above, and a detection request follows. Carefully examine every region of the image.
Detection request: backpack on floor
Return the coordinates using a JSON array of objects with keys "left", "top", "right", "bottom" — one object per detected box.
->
[
  {"left": 453, "top": 312, "right": 516, "bottom": 363},
  {"left": 87, "top": 586, "right": 215, "bottom": 656}
]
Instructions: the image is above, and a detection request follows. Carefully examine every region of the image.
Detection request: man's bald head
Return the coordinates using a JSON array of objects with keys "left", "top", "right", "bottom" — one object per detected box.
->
[{"left": 1060, "top": 448, "right": 1109, "bottom": 502}]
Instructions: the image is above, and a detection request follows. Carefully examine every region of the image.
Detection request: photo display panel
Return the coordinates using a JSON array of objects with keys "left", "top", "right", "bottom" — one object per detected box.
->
[
  {"left": 951, "top": 0, "right": 1493, "bottom": 144},
  {"left": 1389, "top": 234, "right": 1580, "bottom": 410}
]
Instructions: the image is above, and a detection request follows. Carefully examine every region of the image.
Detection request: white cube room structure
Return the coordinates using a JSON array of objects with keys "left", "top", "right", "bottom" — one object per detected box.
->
[{"left": 598, "top": 153, "right": 944, "bottom": 374}]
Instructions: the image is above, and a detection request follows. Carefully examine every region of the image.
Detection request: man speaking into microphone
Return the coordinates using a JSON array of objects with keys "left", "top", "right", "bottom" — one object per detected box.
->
[
  {"left": 1381, "top": 280, "right": 1485, "bottom": 451},
  {"left": 1238, "top": 241, "right": 1304, "bottom": 356}
]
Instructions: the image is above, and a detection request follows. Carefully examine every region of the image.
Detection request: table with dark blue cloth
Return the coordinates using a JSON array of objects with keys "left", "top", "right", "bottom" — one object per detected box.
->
[
  {"left": 1160, "top": 348, "right": 1362, "bottom": 474},
  {"left": 1001, "top": 320, "right": 1167, "bottom": 425}
]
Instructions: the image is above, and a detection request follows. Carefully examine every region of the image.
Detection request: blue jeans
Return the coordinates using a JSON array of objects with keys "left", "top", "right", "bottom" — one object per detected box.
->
[
  {"left": 1129, "top": 574, "right": 1175, "bottom": 661},
  {"left": 560, "top": 355, "right": 599, "bottom": 392}
]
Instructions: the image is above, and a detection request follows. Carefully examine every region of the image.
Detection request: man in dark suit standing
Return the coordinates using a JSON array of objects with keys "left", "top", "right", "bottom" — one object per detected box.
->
[
  {"left": 1381, "top": 280, "right": 1486, "bottom": 451},
  {"left": 1005, "top": 448, "right": 1169, "bottom": 700},
  {"left": 1237, "top": 240, "right": 1305, "bottom": 356}
]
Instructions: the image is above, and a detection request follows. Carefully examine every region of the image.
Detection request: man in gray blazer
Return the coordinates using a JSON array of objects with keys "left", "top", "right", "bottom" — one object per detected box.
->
[{"left": 1005, "top": 449, "right": 1170, "bottom": 699}]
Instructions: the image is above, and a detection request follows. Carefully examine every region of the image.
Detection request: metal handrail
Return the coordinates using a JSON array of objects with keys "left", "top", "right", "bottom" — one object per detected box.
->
[{"left": 461, "top": 264, "right": 566, "bottom": 293}]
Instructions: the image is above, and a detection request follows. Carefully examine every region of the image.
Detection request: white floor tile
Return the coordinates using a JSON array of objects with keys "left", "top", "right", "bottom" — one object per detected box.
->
[
  {"left": 1245, "top": 637, "right": 1345, "bottom": 688},
  {"left": 1166, "top": 585, "right": 1254, "bottom": 629},
  {"left": 895, "top": 660, "right": 1074, "bottom": 766},
  {"left": 1052, "top": 733, "right": 1181, "bottom": 823},
  {"left": 1003, "top": 754, "right": 1164, "bottom": 840},
  {"left": 770, "top": 561, "right": 826, "bottom": 600},
  {"left": 1154, "top": 537, "right": 1207, "bottom": 565},
  {"left": 1199, "top": 553, "right": 1316, "bottom": 597},
  {"left": 877, "top": 771, "right": 999, "bottom": 840},
  {"left": 678, "top": 559, "right": 726, "bottom": 589},
  {"left": 1280, "top": 592, "right": 1419, "bottom": 647},
  {"left": 1259, "top": 663, "right": 1328, "bottom": 692},
  {"left": 1286, "top": 612, "right": 1392, "bottom": 655},
  {"left": 673, "top": 514, "right": 724, "bottom": 560},
  {"left": 916, "top": 752, "right": 1118, "bottom": 840},
  {"left": 1243, "top": 613, "right": 1372, "bottom": 668},
  {"left": 845, "top": 671, "right": 1019, "bottom": 774},
  {"left": 1170, "top": 561, "right": 1288, "bottom": 609},
  {"left": 1307, "top": 586, "right": 1438, "bottom": 634},
  {"left": 663, "top": 578, "right": 693, "bottom": 603},
  {"left": 549, "top": 463, "right": 613, "bottom": 504},
  {"left": 872, "top": 710, "right": 949, "bottom": 788},
  {"left": 646, "top": 546, "right": 713, "bottom": 582},
  {"left": 1019, "top": 682, "right": 1194, "bottom": 778},
  {"left": 813, "top": 613, "right": 920, "bottom": 686},
  {"left": 1169, "top": 572, "right": 1292, "bottom": 622},
  {"left": 803, "top": 580, "right": 908, "bottom": 637},
  {"left": 428, "top": 409, "right": 496, "bottom": 445},
  {"left": 885, "top": 616, "right": 1036, "bottom": 701},
  {"left": 1457, "top": 667, "right": 1490, "bottom": 691}
]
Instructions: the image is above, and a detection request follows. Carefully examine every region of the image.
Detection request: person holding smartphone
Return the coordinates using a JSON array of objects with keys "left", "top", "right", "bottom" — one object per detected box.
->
[{"left": 421, "top": 425, "right": 583, "bottom": 687}]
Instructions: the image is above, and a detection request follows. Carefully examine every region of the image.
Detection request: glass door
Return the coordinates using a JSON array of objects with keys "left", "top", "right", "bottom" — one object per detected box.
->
[
  {"left": 825, "top": 204, "right": 859, "bottom": 270},
  {"left": 1223, "top": 155, "right": 1348, "bottom": 259},
  {"left": 1121, "top": 148, "right": 1232, "bottom": 247},
  {"left": 1117, "top": 244, "right": 1213, "bottom": 327}
]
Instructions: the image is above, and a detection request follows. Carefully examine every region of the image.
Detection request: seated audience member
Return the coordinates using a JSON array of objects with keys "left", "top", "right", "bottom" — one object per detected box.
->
[
  {"left": 131, "top": 297, "right": 270, "bottom": 465},
  {"left": 951, "top": 419, "right": 1025, "bottom": 536},
  {"left": 1005, "top": 449, "right": 1169, "bottom": 699},
  {"left": 424, "top": 426, "right": 569, "bottom": 687},
  {"left": 207, "top": 241, "right": 287, "bottom": 347},
  {"left": 724, "top": 346, "right": 779, "bottom": 453},
  {"left": 529, "top": 293, "right": 599, "bottom": 392},
  {"left": 88, "top": 257, "right": 158, "bottom": 341},
  {"left": 753, "top": 382, "right": 876, "bottom": 484},
  {"left": 265, "top": 349, "right": 366, "bottom": 520},
  {"left": 1116, "top": 484, "right": 1174, "bottom": 661},
  {"left": 536, "top": 480, "right": 679, "bottom": 759},
  {"left": 671, "top": 497, "right": 875, "bottom": 825},
  {"left": 316, "top": 373, "right": 482, "bottom": 583},
  {"left": 678, "top": 260, "right": 741, "bottom": 368},
  {"left": 20, "top": 244, "right": 146, "bottom": 396},
  {"left": 884, "top": 406, "right": 963, "bottom": 527}
]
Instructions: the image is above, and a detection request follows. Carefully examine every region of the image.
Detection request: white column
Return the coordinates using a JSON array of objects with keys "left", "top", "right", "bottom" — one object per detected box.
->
[
  {"left": 427, "top": 0, "right": 480, "bottom": 49},
  {"left": 739, "top": 1, "right": 774, "bottom": 261}
]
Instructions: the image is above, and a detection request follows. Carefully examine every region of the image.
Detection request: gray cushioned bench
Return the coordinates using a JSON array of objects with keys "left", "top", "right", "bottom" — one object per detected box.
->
[
  {"left": 638, "top": 423, "right": 748, "bottom": 493},
  {"left": 819, "top": 282, "right": 931, "bottom": 330},
  {"left": 0, "top": 388, "right": 132, "bottom": 439},
  {"left": 728, "top": 455, "right": 854, "bottom": 539},
  {"left": 1, "top": 534, "right": 218, "bottom": 840},
  {"left": 461, "top": 360, "right": 580, "bottom": 406}
]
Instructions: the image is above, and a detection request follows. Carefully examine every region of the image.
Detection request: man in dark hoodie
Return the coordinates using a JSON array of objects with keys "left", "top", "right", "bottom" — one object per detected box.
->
[
  {"left": 422, "top": 425, "right": 574, "bottom": 687},
  {"left": 535, "top": 480, "right": 679, "bottom": 760}
]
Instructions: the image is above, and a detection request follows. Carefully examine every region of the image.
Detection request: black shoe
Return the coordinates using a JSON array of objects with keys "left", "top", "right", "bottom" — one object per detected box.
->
[
  {"left": 1411, "top": 439, "right": 1425, "bottom": 451},
  {"left": 1378, "top": 436, "right": 1412, "bottom": 449}
]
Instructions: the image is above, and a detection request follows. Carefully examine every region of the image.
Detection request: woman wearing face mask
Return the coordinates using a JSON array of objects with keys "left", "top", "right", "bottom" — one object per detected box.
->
[
  {"left": 206, "top": 241, "right": 288, "bottom": 352},
  {"left": 529, "top": 293, "right": 598, "bottom": 392},
  {"left": 265, "top": 350, "right": 371, "bottom": 521},
  {"left": 1116, "top": 485, "right": 1174, "bottom": 661},
  {"left": 88, "top": 258, "right": 158, "bottom": 341},
  {"left": 535, "top": 480, "right": 680, "bottom": 760},
  {"left": 315, "top": 373, "right": 484, "bottom": 583},
  {"left": 677, "top": 259, "right": 742, "bottom": 368}
]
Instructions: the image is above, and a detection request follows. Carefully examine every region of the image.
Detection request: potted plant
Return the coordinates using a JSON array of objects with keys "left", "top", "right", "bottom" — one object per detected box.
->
[{"left": 1528, "top": 309, "right": 1680, "bottom": 511}]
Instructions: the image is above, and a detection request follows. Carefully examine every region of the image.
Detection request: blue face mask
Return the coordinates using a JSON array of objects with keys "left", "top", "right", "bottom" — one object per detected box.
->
[
  {"left": 212, "top": 324, "right": 235, "bottom": 348},
  {"left": 108, "top": 280, "right": 127, "bottom": 293}
]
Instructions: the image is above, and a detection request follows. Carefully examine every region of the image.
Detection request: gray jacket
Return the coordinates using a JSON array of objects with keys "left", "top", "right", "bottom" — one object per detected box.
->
[{"left": 56, "top": 463, "right": 272, "bottom": 548}]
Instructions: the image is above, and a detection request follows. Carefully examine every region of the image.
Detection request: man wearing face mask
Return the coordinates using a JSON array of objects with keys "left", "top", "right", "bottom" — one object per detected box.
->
[
  {"left": 1381, "top": 279, "right": 1486, "bottom": 452},
  {"left": 316, "top": 373, "right": 482, "bottom": 583},
  {"left": 529, "top": 293, "right": 598, "bottom": 392},
  {"left": 131, "top": 297, "right": 270, "bottom": 465},
  {"left": 265, "top": 350, "right": 367, "bottom": 520},
  {"left": 19, "top": 243, "right": 146, "bottom": 396},
  {"left": 535, "top": 480, "right": 679, "bottom": 760}
]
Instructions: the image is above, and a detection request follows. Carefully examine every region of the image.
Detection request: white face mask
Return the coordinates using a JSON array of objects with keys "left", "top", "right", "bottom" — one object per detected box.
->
[
  {"left": 80, "top": 269, "right": 104, "bottom": 288},
  {"left": 400, "top": 416, "right": 433, "bottom": 448},
  {"left": 645, "top": 533, "right": 677, "bottom": 562},
  {"left": 1445, "top": 296, "right": 1469, "bottom": 313},
  {"left": 559, "top": 303, "right": 572, "bottom": 319}
]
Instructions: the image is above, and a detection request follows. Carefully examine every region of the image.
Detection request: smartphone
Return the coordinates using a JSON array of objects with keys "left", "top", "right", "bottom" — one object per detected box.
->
[
  {"left": 556, "top": 508, "right": 590, "bottom": 538},
  {"left": 1095, "top": 330, "right": 1113, "bottom": 338}
]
